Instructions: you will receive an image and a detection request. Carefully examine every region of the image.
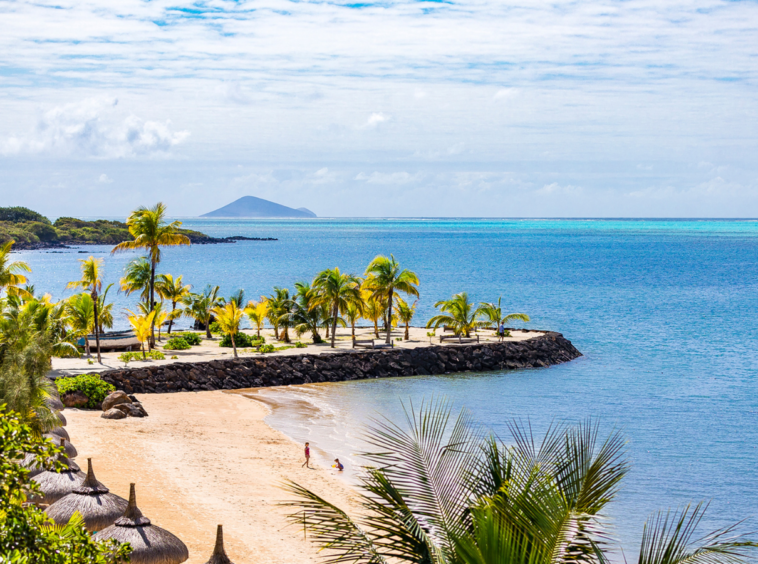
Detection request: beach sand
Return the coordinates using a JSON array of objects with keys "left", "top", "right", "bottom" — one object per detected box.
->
[{"left": 65, "top": 390, "right": 359, "bottom": 564}]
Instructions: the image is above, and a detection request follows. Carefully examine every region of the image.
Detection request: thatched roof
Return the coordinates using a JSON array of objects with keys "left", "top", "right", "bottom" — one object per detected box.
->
[
  {"left": 93, "top": 484, "right": 189, "bottom": 564},
  {"left": 21, "top": 452, "right": 46, "bottom": 478},
  {"left": 43, "top": 434, "right": 77, "bottom": 459},
  {"left": 29, "top": 439, "right": 85, "bottom": 505},
  {"left": 45, "top": 458, "right": 127, "bottom": 532},
  {"left": 49, "top": 426, "right": 70, "bottom": 441},
  {"left": 203, "top": 525, "right": 234, "bottom": 564}
]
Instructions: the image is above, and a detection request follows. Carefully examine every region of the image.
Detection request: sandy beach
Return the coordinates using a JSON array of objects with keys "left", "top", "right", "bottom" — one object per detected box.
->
[{"left": 65, "top": 390, "right": 359, "bottom": 564}]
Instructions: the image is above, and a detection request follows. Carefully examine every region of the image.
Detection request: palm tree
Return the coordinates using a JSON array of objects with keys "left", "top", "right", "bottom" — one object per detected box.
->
[
  {"left": 66, "top": 257, "right": 105, "bottom": 363},
  {"left": 96, "top": 284, "right": 115, "bottom": 335},
  {"left": 66, "top": 293, "right": 95, "bottom": 357},
  {"left": 155, "top": 274, "right": 191, "bottom": 334},
  {"left": 364, "top": 255, "right": 419, "bottom": 344},
  {"left": 212, "top": 302, "right": 244, "bottom": 358},
  {"left": 284, "top": 283, "right": 324, "bottom": 344},
  {"left": 477, "top": 297, "right": 530, "bottom": 333},
  {"left": 181, "top": 285, "right": 221, "bottom": 339},
  {"left": 266, "top": 287, "right": 291, "bottom": 342},
  {"left": 126, "top": 310, "right": 156, "bottom": 359},
  {"left": 344, "top": 301, "right": 363, "bottom": 341},
  {"left": 245, "top": 299, "right": 268, "bottom": 338},
  {"left": 119, "top": 257, "right": 152, "bottom": 302},
  {"left": 227, "top": 289, "right": 245, "bottom": 308},
  {"left": 312, "top": 268, "right": 362, "bottom": 348},
  {"left": 285, "top": 401, "right": 757, "bottom": 564},
  {"left": 111, "top": 202, "right": 191, "bottom": 346},
  {"left": 362, "top": 291, "right": 384, "bottom": 338},
  {"left": 395, "top": 297, "right": 417, "bottom": 341},
  {"left": 427, "top": 292, "right": 488, "bottom": 337},
  {"left": 0, "top": 241, "right": 32, "bottom": 297}
]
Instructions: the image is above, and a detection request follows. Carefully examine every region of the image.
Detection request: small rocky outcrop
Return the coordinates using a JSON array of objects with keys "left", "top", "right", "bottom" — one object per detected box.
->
[
  {"left": 62, "top": 391, "right": 89, "bottom": 408},
  {"left": 99, "top": 331, "right": 582, "bottom": 395},
  {"left": 114, "top": 403, "right": 148, "bottom": 418},
  {"left": 102, "top": 391, "right": 131, "bottom": 412},
  {"left": 101, "top": 408, "right": 127, "bottom": 420}
]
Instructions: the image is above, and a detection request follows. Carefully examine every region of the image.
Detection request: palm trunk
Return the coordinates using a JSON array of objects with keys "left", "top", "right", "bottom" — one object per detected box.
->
[
  {"left": 373, "top": 319, "right": 379, "bottom": 338},
  {"left": 149, "top": 257, "right": 156, "bottom": 349},
  {"left": 168, "top": 302, "right": 176, "bottom": 334},
  {"left": 84, "top": 334, "right": 91, "bottom": 357},
  {"left": 330, "top": 304, "right": 338, "bottom": 348},
  {"left": 141, "top": 341, "right": 146, "bottom": 359},
  {"left": 385, "top": 290, "right": 393, "bottom": 344},
  {"left": 92, "top": 290, "right": 102, "bottom": 363},
  {"left": 351, "top": 321, "right": 355, "bottom": 339},
  {"left": 282, "top": 326, "right": 290, "bottom": 343},
  {"left": 205, "top": 315, "right": 212, "bottom": 339},
  {"left": 256, "top": 325, "right": 261, "bottom": 338},
  {"left": 231, "top": 334, "right": 238, "bottom": 358},
  {"left": 405, "top": 322, "right": 410, "bottom": 341}
]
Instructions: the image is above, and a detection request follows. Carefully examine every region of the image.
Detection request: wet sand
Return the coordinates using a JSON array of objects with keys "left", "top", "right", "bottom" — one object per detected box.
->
[{"left": 65, "top": 390, "right": 359, "bottom": 564}]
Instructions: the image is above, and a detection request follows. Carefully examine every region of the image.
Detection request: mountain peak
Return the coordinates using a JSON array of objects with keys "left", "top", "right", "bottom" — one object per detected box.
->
[{"left": 201, "top": 196, "right": 317, "bottom": 219}]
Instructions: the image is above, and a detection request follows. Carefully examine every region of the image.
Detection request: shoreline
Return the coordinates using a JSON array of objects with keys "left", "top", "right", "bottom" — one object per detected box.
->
[{"left": 64, "top": 389, "right": 358, "bottom": 564}]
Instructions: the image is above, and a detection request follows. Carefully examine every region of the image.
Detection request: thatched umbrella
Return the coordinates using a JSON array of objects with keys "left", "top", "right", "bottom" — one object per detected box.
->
[
  {"left": 30, "top": 439, "right": 85, "bottom": 505},
  {"left": 49, "top": 426, "right": 70, "bottom": 441},
  {"left": 93, "top": 484, "right": 189, "bottom": 564},
  {"left": 203, "top": 525, "right": 234, "bottom": 564},
  {"left": 45, "top": 458, "right": 127, "bottom": 532},
  {"left": 43, "top": 434, "right": 77, "bottom": 459},
  {"left": 46, "top": 395, "right": 65, "bottom": 411}
]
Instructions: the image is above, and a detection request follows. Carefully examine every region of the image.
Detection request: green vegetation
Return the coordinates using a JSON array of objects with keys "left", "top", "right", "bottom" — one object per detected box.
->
[
  {"left": 174, "top": 332, "right": 202, "bottom": 346},
  {"left": 55, "top": 374, "right": 115, "bottom": 409},
  {"left": 163, "top": 336, "right": 191, "bottom": 350},
  {"left": 259, "top": 344, "right": 275, "bottom": 353},
  {"left": 208, "top": 321, "right": 222, "bottom": 334},
  {"left": 364, "top": 254, "right": 420, "bottom": 345},
  {"left": 0, "top": 407, "right": 132, "bottom": 563},
  {"left": 118, "top": 349, "right": 166, "bottom": 364},
  {"left": 211, "top": 302, "right": 244, "bottom": 358},
  {"left": 182, "top": 285, "right": 222, "bottom": 339},
  {"left": 220, "top": 332, "right": 262, "bottom": 349},
  {"left": 427, "top": 292, "right": 488, "bottom": 337},
  {"left": 285, "top": 401, "right": 758, "bottom": 564}
]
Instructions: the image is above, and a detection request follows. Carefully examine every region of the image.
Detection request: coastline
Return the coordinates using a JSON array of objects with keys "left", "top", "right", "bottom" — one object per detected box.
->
[{"left": 64, "top": 389, "right": 358, "bottom": 564}]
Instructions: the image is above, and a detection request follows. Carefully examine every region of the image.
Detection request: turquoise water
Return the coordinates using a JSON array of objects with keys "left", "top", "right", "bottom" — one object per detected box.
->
[{"left": 17, "top": 218, "right": 758, "bottom": 555}]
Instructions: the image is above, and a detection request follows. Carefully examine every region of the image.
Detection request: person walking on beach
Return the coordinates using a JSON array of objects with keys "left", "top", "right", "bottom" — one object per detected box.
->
[
  {"left": 302, "top": 442, "right": 311, "bottom": 468},
  {"left": 497, "top": 322, "right": 505, "bottom": 340}
]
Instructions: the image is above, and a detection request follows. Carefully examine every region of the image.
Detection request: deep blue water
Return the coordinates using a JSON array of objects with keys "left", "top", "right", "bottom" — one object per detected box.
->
[{"left": 16, "top": 218, "right": 758, "bottom": 557}]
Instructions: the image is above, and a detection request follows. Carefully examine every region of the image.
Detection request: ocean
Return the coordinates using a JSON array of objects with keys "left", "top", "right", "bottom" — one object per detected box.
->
[{"left": 16, "top": 218, "right": 758, "bottom": 556}]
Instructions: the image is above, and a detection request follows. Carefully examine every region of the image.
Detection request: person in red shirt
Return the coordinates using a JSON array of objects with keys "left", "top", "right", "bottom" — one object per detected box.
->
[{"left": 302, "top": 442, "right": 311, "bottom": 468}]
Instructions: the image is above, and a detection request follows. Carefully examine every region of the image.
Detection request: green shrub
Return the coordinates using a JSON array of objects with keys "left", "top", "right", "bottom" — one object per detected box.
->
[
  {"left": 56, "top": 374, "right": 115, "bottom": 409},
  {"left": 0, "top": 206, "right": 50, "bottom": 224},
  {"left": 164, "top": 337, "right": 191, "bottom": 350},
  {"left": 209, "top": 321, "right": 222, "bottom": 334},
  {"left": 174, "top": 332, "right": 202, "bottom": 345},
  {"left": 219, "top": 332, "right": 262, "bottom": 348},
  {"left": 294, "top": 342, "right": 307, "bottom": 348},
  {"left": 118, "top": 350, "right": 166, "bottom": 364},
  {"left": 259, "top": 344, "right": 275, "bottom": 353}
]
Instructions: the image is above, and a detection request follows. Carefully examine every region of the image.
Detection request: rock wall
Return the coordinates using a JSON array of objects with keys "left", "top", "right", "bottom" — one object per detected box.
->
[{"left": 100, "top": 332, "right": 581, "bottom": 394}]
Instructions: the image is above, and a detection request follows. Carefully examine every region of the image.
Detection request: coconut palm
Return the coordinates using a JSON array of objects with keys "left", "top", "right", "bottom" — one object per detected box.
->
[
  {"left": 477, "top": 297, "right": 530, "bottom": 333},
  {"left": 0, "top": 241, "right": 32, "bottom": 298},
  {"left": 344, "top": 301, "right": 363, "bottom": 341},
  {"left": 266, "top": 287, "right": 291, "bottom": 342},
  {"left": 66, "top": 294, "right": 95, "bottom": 357},
  {"left": 283, "top": 283, "right": 324, "bottom": 344},
  {"left": 427, "top": 292, "right": 488, "bottom": 337},
  {"left": 212, "top": 302, "right": 244, "bottom": 358},
  {"left": 312, "top": 268, "right": 362, "bottom": 348},
  {"left": 244, "top": 299, "right": 268, "bottom": 338},
  {"left": 155, "top": 274, "right": 191, "bottom": 334},
  {"left": 66, "top": 257, "right": 105, "bottom": 363},
  {"left": 395, "top": 297, "right": 417, "bottom": 341},
  {"left": 182, "top": 285, "right": 221, "bottom": 339},
  {"left": 227, "top": 289, "right": 245, "bottom": 308},
  {"left": 364, "top": 255, "right": 419, "bottom": 344},
  {"left": 362, "top": 291, "right": 384, "bottom": 338},
  {"left": 119, "top": 257, "right": 152, "bottom": 302},
  {"left": 96, "top": 284, "right": 115, "bottom": 335},
  {"left": 126, "top": 310, "right": 156, "bottom": 359},
  {"left": 112, "top": 202, "right": 191, "bottom": 345},
  {"left": 285, "top": 401, "right": 756, "bottom": 564}
]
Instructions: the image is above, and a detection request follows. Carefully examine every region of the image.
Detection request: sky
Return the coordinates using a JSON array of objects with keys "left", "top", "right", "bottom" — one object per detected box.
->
[{"left": 1, "top": 0, "right": 757, "bottom": 218}]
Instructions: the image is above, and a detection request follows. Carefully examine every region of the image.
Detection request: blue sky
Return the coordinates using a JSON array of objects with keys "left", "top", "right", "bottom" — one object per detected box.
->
[{"left": 1, "top": 0, "right": 757, "bottom": 217}]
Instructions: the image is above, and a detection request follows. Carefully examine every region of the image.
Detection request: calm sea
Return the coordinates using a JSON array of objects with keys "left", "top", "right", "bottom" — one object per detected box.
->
[{"left": 17, "top": 218, "right": 758, "bottom": 555}]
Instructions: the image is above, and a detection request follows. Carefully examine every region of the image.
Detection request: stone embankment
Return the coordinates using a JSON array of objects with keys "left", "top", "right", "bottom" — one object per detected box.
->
[{"left": 99, "top": 332, "right": 581, "bottom": 395}]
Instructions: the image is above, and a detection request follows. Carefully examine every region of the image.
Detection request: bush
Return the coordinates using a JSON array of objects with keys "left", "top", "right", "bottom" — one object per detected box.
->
[
  {"left": 259, "top": 344, "right": 275, "bottom": 353},
  {"left": 295, "top": 342, "right": 307, "bottom": 348},
  {"left": 174, "top": 332, "right": 202, "bottom": 346},
  {"left": 0, "top": 206, "right": 50, "bottom": 224},
  {"left": 219, "top": 332, "right": 262, "bottom": 348},
  {"left": 118, "top": 350, "right": 166, "bottom": 364},
  {"left": 56, "top": 374, "right": 115, "bottom": 409},
  {"left": 209, "top": 321, "right": 222, "bottom": 334},
  {"left": 164, "top": 337, "right": 191, "bottom": 350}
]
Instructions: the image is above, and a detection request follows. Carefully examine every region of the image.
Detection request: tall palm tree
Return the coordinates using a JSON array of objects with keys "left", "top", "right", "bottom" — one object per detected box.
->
[
  {"left": 266, "top": 287, "right": 291, "bottom": 342},
  {"left": 312, "top": 268, "right": 362, "bottom": 348},
  {"left": 395, "top": 297, "right": 417, "bottom": 340},
  {"left": 362, "top": 291, "right": 384, "bottom": 338},
  {"left": 212, "top": 302, "right": 244, "bottom": 358},
  {"left": 427, "top": 292, "right": 487, "bottom": 337},
  {"left": 111, "top": 202, "right": 191, "bottom": 345},
  {"left": 119, "top": 257, "right": 152, "bottom": 302},
  {"left": 66, "top": 293, "right": 95, "bottom": 357},
  {"left": 344, "top": 300, "right": 363, "bottom": 341},
  {"left": 96, "top": 284, "right": 115, "bottom": 335},
  {"left": 285, "top": 402, "right": 757, "bottom": 564},
  {"left": 66, "top": 257, "right": 105, "bottom": 363},
  {"left": 364, "top": 255, "right": 420, "bottom": 344},
  {"left": 478, "top": 297, "right": 530, "bottom": 332},
  {"left": 0, "top": 241, "right": 32, "bottom": 297},
  {"left": 125, "top": 310, "right": 156, "bottom": 360},
  {"left": 181, "top": 285, "right": 221, "bottom": 339},
  {"left": 155, "top": 274, "right": 191, "bottom": 334},
  {"left": 284, "top": 283, "right": 324, "bottom": 344},
  {"left": 245, "top": 299, "right": 268, "bottom": 338}
]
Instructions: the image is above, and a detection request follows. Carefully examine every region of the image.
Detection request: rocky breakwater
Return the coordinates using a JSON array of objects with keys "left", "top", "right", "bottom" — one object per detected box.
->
[{"left": 99, "top": 332, "right": 581, "bottom": 395}]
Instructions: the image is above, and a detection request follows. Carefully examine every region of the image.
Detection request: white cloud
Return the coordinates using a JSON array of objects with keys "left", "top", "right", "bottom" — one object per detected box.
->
[
  {"left": 362, "top": 113, "right": 390, "bottom": 129},
  {"left": 493, "top": 88, "right": 517, "bottom": 100},
  {"left": 1, "top": 97, "right": 189, "bottom": 158},
  {"left": 98, "top": 173, "right": 113, "bottom": 183},
  {"left": 355, "top": 171, "right": 421, "bottom": 184}
]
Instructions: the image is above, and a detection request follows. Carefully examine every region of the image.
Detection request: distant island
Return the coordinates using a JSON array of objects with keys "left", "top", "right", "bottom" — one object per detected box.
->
[
  {"left": 201, "top": 196, "right": 317, "bottom": 219},
  {"left": 0, "top": 207, "right": 276, "bottom": 250}
]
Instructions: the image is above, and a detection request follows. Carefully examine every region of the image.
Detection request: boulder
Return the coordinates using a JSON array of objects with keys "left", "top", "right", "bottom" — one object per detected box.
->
[
  {"left": 101, "top": 408, "right": 127, "bottom": 420},
  {"left": 102, "top": 391, "right": 131, "bottom": 412},
  {"left": 62, "top": 391, "right": 89, "bottom": 408},
  {"left": 114, "top": 403, "right": 146, "bottom": 418}
]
